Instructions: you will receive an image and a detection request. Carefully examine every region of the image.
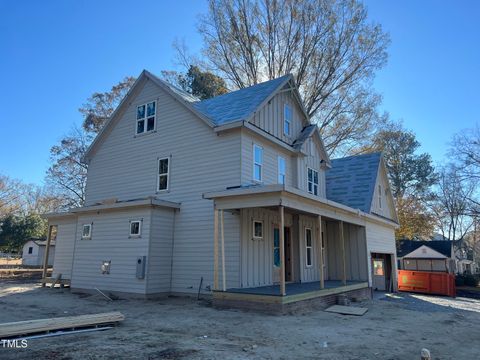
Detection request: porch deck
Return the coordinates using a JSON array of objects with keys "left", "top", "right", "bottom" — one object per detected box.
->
[{"left": 213, "top": 280, "right": 369, "bottom": 305}]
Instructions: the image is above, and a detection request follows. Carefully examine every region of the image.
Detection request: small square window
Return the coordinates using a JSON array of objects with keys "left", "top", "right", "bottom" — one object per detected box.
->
[
  {"left": 253, "top": 220, "right": 263, "bottom": 239},
  {"left": 82, "top": 224, "right": 92, "bottom": 239},
  {"left": 28, "top": 247, "right": 33, "bottom": 254},
  {"left": 130, "top": 220, "right": 142, "bottom": 237}
]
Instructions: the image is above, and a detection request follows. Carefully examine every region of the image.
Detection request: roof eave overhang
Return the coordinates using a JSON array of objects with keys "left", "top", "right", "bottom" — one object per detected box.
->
[{"left": 204, "top": 185, "right": 399, "bottom": 229}]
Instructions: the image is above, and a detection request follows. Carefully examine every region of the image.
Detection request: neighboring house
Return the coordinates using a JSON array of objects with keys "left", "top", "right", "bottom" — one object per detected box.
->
[
  {"left": 455, "top": 244, "right": 477, "bottom": 274},
  {"left": 22, "top": 239, "right": 55, "bottom": 266},
  {"left": 45, "top": 71, "right": 399, "bottom": 308},
  {"left": 397, "top": 240, "right": 456, "bottom": 273}
]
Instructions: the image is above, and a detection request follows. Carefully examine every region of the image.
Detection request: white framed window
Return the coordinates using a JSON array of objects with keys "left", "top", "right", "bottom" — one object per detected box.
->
[
  {"left": 378, "top": 184, "right": 382, "bottom": 209},
  {"left": 307, "top": 168, "right": 319, "bottom": 196},
  {"left": 253, "top": 144, "right": 263, "bottom": 182},
  {"left": 157, "top": 157, "right": 170, "bottom": 191},
  {"left": 136, "top": 101, "right": 156, "bottom": 135},
  {"left": 82, "top": 224, "right": 92, "bottom": 240},
  {"left": 305, "top": 228, "right": 313, "bottom": 267},
  {"left": 278, "top": 156, "right": 286, "bottom": 184},
  {"left": 253, "top": 220, "right": 263, "bottom": 239},
  {"left": 284, "top": 104, "right": 292, "bottom": 136},
  {"left": 129, "top": 220, "right": 142, "bottom": 237}
]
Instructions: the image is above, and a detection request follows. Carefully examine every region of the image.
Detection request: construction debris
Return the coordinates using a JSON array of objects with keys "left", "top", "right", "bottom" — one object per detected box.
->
[
  {"left": 324, "top": 305, "right": 368, "bottom": 316},
  {"left": 0, "top": 312, "right": 124, "bottom": 339}
]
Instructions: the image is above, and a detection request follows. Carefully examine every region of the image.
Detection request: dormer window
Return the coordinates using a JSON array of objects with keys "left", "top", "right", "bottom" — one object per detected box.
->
[
  {"left": 136, "top": 101, "right": 156, "bottom": 134},
  {"left": 284, "top": 104, "right": 292, "bottom": 136},
  {"left": 307, "top": 168, "right": 319, "bottom": 196}
]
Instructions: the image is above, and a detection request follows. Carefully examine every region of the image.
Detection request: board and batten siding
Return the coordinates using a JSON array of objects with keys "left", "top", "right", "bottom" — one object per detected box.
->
[
  {"left": 249, "top": 88, "right": 307, "bottom": 144},
  {"left": 297, "top": 215, "right": 321, "bottom": 283},
  {"left": 240, "top": 208, "right": 293, "bottom": 288},
  {"left": 325, "top": 221, "right": 368, "bottom": 282},
  {"left": 365, "top": 221, "right": 397, "bottom": 286},
  {"left": 296, "top": 137, "right": 327, "bottom": 198},
  {"left": 71, "top": 208, "right": 152, "bottom": 294},
  {"left": 51, "top": 218, "right": 77, "bottom": 279},
  {"left": 370, "top": 167, "right": 396, "bottom": 221},
  {"left": 84, "top": 78, "right": 242, "bottom": 294}
]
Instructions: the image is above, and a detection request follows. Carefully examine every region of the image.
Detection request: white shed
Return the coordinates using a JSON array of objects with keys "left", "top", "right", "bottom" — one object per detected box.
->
[{"left": 22, "top": 239, "right": 55, "bottom": 266}]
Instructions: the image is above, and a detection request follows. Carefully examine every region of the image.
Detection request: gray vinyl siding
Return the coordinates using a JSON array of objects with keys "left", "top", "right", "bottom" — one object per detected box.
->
[
  {"left": 241, "top": 130, "right": 294, "bottom": 187},
  {"left": 249, "top": 90, "right": 306, "bottom": 144},
  {"left": 84, "top": 78, "right": 241, "bottom": 295},
  {"left": 146, "top": 207, "right": 175, "bottom": 294},
  {"left": 51, "top": 218, "right": 76, "bottom": 279},
  {"left": 70, "top": 209, "right": 151, "bottom": 294}
]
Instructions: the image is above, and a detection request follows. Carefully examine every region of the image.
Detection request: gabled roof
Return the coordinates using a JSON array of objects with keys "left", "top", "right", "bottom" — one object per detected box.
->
[
  {"left": 83, "top": 70, "right": 311, "bottom": 162},
  {"left": 192, "top": 74, "right": 292, "bottom": 125},
  {"left": 326, "top": 152, "right": 382, "bottom": 213},
  {"left": 397, "top": 240, "right": 453, "bottom": 258}
]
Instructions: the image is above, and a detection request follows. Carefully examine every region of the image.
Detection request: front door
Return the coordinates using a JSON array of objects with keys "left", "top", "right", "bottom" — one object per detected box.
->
[
  {"left": 372, "top": 258, "right": 386, "bottom": 291},
  {"left": 273, "top": 227, "right": 292, "bottom": 283}
]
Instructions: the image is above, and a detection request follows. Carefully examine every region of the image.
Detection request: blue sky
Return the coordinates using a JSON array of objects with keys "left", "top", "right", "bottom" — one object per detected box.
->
[{"left": 0, "top": 0, "right": 479, "bottom": 185}]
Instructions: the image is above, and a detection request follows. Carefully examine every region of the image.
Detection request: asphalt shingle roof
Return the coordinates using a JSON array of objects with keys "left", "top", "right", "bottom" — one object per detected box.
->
[
  {"left": 325, "top": 152, "right": 382, "bottom": 213},
  {"left": 397, "top": 240, "right": 452, "bottom": 258},
  {"left": 191, "top": 75, "right": 291, "bottom": 125}
]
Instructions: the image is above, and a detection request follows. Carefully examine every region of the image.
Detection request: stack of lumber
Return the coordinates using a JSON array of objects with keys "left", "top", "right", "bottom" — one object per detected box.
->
[{"left": 0, "top": 312, "right": 124, "bottom": 339}]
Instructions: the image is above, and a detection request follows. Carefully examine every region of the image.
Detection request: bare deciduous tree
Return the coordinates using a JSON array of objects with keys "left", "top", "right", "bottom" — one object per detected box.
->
[
  {"left": 46, "top": 126, "right": 92, "bottom": 208},
  {"left": 197, "top": 0, "right": 390, "bottom": 154},
  {"left": 431, "top": 164, "right": 476, "bottom": 241},
  {"left": 80, "top": 76, "right": 137, "bottom": 133},
  {"left": 0, "top": 175, "right": 24, "bottom": 217}
]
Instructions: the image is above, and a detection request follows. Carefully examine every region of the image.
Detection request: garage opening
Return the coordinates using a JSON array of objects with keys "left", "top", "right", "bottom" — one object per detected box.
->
[{"left": 371, "top": 253, "right": 394, "bottom": 291}]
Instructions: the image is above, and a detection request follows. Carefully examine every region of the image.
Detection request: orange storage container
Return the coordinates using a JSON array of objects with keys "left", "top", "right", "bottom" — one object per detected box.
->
[{"left": 397, "top": 270, "right": 456, "bottom": 297}]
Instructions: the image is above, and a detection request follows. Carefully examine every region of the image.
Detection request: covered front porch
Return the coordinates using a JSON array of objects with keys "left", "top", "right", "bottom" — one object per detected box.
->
[{"left": 204, "top": 185, "right": 374, "bottom": 308}]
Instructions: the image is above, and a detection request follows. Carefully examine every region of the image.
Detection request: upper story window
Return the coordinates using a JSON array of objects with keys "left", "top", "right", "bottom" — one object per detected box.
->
[
  {"left": 136, "top": 101, "right": 156, "bottom": 135},
  {"left": 307, "top": 168, "right": 319, "bottom": 196},
  {"left": 378, "top": 184, "right": 382, "bottom": 209},
  {"left": 28, "top": 247, "right": 33, "bottom": 254},
  {"left": 305, "top": 228, "right": 313, "bottom": 267},
  {"left": 278, "top": 156, "right": 286, "bottom": 184},
  {"left": 284, "top": 104, "right": 292, "bottom": 136},
  {"left": 158, "top": 157, "right": 170, "bottom": 191},
  {"left": 253, "top": 144, "right": 263, "bottom": 182}
]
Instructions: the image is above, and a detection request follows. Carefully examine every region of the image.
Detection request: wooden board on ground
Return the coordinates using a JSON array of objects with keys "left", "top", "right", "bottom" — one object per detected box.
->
[
  {"left": 0, "top": 312, "right": 124, "bottom": 338},
  {"left": 325, "top": 305, "right": 368, "bottom": 316}
]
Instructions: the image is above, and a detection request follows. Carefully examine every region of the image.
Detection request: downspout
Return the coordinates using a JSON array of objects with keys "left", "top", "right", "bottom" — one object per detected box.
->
[{"left": 168, "top": 209, "right": 177, "bottom": 293}]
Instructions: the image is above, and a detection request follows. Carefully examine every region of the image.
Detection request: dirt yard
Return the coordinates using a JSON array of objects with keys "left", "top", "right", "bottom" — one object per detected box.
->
[{"left": 1, "top": 279, "right": 479, "bottom": 360}]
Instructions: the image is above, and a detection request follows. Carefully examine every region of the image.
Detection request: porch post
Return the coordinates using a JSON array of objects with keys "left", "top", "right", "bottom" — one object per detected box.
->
[
  {"left": 213, "top": 208, "right": 219, "bottom": 290},
  {"left": 220, "top": 209, "right": 226, "bottom": 291},
  {"left": 339, "top": 220, "right": 347, "bottom": 286},
  {"left": 318, "top": 215, "right": 324, "bottom": 289},
  {"left": 279, "top": 205, "right": 286, "bottom": 296},
  {"left": 41, "top": 224, "right": 53, "bottom": 287}
]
